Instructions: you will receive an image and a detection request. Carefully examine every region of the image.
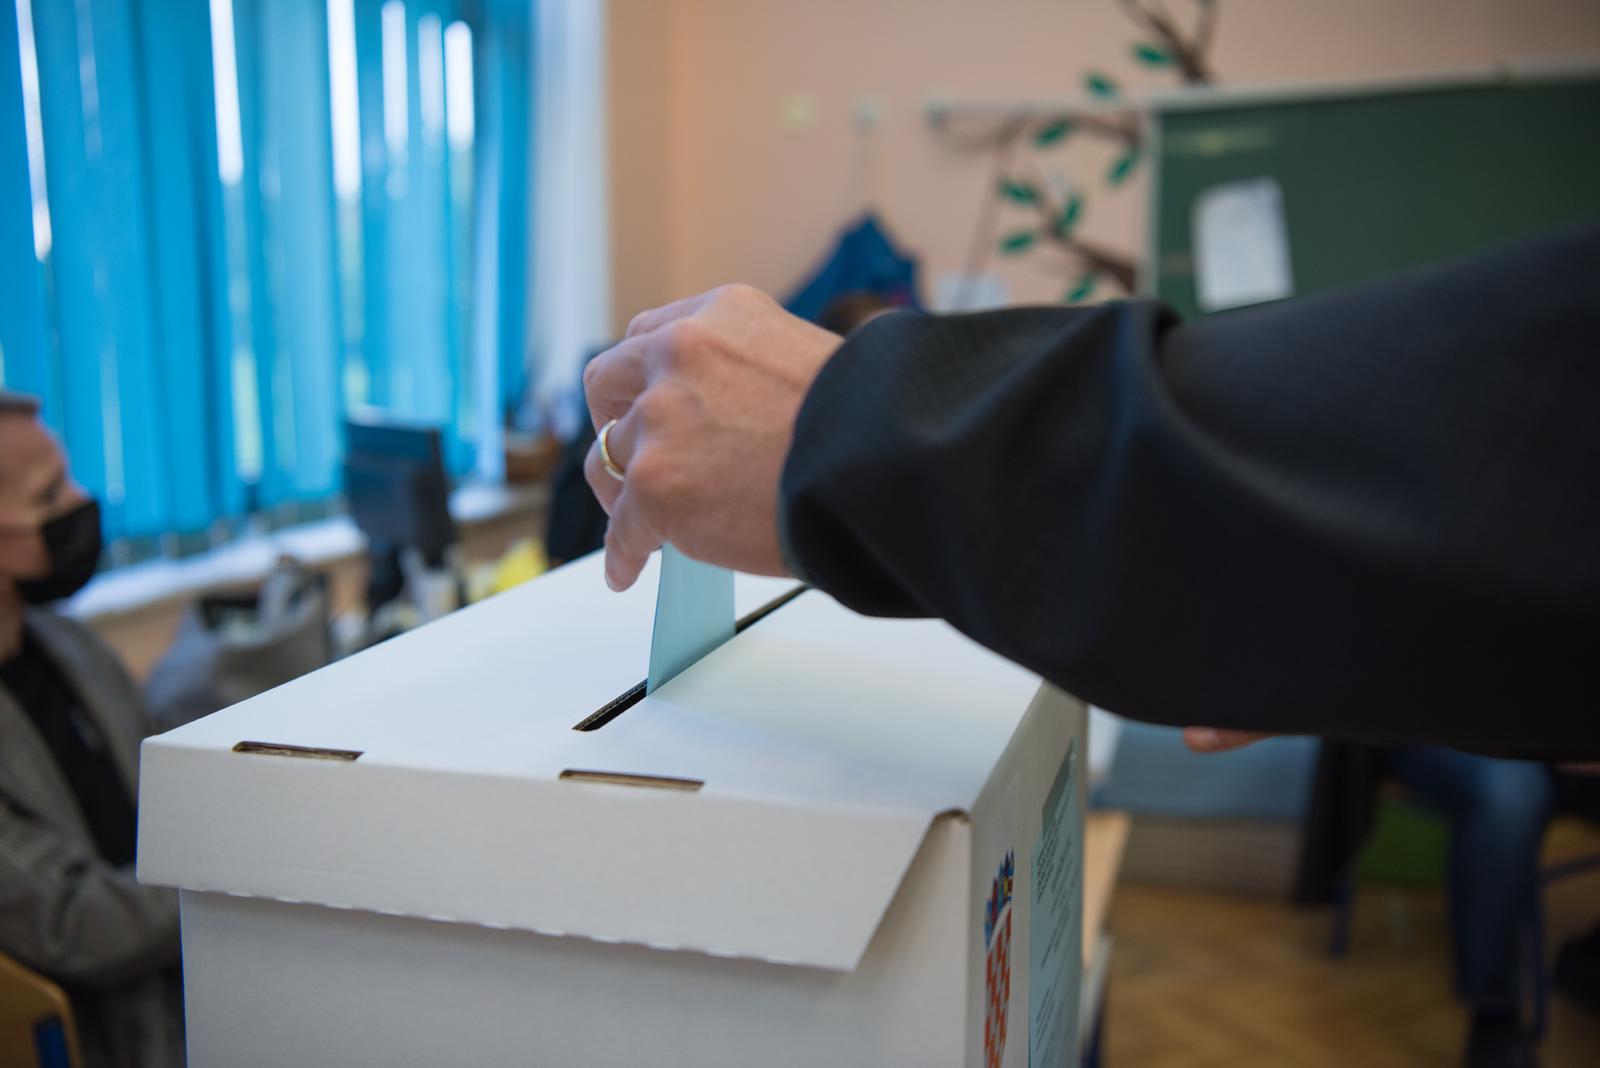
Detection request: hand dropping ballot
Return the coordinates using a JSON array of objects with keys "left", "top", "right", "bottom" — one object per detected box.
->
[{"left": 137, "top": 548, "right": 1086, "bottom": 1067}]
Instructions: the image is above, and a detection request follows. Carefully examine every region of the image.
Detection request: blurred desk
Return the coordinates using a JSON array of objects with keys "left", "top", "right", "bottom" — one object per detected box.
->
[
  {"left": 1084, "top": 810, "right": 1130, "bottom": 966},
  {"left": 1082, "top": 810, "right": 1131, "bottom": 1066},
  {"left": 71, "top": 482, "right": 547, "bottom": 679}
]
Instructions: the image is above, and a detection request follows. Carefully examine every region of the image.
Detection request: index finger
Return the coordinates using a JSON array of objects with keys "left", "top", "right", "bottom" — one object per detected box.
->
[{"left": 602, "top": 485, "right": 663, "bottom": 591}]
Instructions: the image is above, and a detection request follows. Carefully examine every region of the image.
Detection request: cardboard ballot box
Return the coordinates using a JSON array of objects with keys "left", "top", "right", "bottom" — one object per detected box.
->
[{"left": 137, "top": 553, "right": 1086, "bottom": 1068}]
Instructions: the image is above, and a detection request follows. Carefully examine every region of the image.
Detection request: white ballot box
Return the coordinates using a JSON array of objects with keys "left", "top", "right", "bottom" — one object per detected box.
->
[{"left": 137, "top": 552, "right": 1086, "bottom": 1068}]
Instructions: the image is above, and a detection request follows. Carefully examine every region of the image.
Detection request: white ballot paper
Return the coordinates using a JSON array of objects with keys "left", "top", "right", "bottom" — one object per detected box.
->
[{"left": 647, "top": 545, "right": 735, "bottom": 693}]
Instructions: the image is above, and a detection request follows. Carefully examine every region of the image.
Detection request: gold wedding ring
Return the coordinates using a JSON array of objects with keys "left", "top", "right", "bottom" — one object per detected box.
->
[{"left": 598, "top": 418, "right": 626, "bottom": 481}]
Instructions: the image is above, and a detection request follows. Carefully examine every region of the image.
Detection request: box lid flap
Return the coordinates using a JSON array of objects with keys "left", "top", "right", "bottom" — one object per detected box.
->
[{"left": 138, "top": 553, "right": 1041, "bottom": 970}]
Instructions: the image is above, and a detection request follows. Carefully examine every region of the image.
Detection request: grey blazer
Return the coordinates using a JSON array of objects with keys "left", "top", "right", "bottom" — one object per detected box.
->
[{"left": 0, "top": 609, "right": 183, "bottom": 1068}]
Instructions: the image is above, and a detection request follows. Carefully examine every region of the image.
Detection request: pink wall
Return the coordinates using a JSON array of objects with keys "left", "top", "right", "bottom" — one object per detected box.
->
[{"left": 608, "top": 0, "right": 1600, "bottom": 330}]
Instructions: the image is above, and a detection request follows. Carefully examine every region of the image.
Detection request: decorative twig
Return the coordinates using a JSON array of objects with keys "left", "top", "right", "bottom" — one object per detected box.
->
[
  {"left": 1020, "top": 154, "right": 1139, "bottom": 293},
  {"left": 934, "top": 0, "right": 1222, "bottom": 303},
  {"left": 1118, "top": 0, "right": 1215, "bottom": 85},
  {"left": 1046, "top": 111, "right": 1141, "bottom": 148},
  {"left": 1034, "top": 237, "right": 1140, "bottom": 294},
  {"left": 931, "top": 109, "right": 1140, "bottom": 156},
  {"left": 1196, "top": 0, "right": 1218, "bottom": 55}
]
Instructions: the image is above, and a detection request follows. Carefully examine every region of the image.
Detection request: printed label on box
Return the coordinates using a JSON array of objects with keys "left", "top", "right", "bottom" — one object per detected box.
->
[
  {"left": 983, "top": 850, "right": 1015, "bottom": 1068},
  {"left": 978, "top": 771, "right": 1018, "bottom": 1068},
  {"left": 1028, "top": 741, "right": 1081, "bottom": 1068}
]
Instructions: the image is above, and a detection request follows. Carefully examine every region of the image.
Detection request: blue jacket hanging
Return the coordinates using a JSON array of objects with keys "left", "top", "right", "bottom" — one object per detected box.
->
[{"left": 784, "top": 213, "right": 921, "bottom": 323}]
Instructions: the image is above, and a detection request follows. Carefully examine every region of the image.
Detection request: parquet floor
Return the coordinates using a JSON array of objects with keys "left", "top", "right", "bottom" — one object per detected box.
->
[{"left": 1102, "top": 820, "right": 1600, "bottom": 1066}]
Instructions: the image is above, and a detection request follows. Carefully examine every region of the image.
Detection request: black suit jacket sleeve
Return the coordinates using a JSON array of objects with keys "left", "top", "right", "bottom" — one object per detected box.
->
[{"left": 780, "top": 225, "right": 1600, "bottom": 760}]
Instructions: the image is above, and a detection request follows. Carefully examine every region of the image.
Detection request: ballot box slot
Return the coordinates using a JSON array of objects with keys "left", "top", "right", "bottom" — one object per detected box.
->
[
  {"left": 570, "top": 586, "right": 809, "bottom": 732},
  {"left": 732, "top": 584, "right": 806, "bottom": 632},
  {"left": 571, "top": 681, "right": 647, "bottom": 732},
  {"left": 559, "top": 769, "right": 703, "bottom": 791},
  {"left": 232, "top": 741, "right": 363, "bottom": 762}
]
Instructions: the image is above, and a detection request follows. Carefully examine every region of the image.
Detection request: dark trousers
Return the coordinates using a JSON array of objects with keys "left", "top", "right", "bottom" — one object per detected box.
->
[{"left": 1389, "top": 747, "right": 1555, "bottom": 1014}]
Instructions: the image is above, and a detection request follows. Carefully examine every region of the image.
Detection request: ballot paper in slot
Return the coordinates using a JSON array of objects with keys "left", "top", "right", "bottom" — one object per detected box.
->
[
  {"left": 137, "top": 550, "right": 1086, "bottom": 1068},
  {"left": 648, "top": 544, "right": 733, "bottom": 693}
]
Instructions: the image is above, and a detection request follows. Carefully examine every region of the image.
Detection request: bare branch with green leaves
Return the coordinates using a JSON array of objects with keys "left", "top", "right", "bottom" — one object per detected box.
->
[{"left": 931, "top": 0, "right": 1222, "bottom": 302}]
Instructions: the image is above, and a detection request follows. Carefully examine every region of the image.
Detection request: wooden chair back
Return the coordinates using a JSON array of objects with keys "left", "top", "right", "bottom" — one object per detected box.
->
[{"left": 0, "top": 951, "right": 81, "bottom": 1068}]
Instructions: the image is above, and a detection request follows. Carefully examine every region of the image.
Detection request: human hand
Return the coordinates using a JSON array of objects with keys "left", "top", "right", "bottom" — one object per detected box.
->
[
  {"left": 1183, "top": 727, "right": 1275, "bottom": 753},
  {"left": 582, "top": 285, "right": 843, "bottom": 591}
]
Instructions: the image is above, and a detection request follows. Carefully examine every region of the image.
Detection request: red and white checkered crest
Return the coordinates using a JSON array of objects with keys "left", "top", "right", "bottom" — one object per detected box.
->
[{"left": 983, "top": 852, "right": 1015, "bottom": 1068}]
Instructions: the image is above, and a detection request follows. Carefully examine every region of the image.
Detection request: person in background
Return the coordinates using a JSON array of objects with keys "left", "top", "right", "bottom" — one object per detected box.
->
[
  {"left": 1297, "top": 742, "right": 1600, "bottom": 1068},
  {"left": 1387, "top": 748, "right": 1554, "bottom": 1068},
  {"left": 0, "top": 390, "right": 183, "bottom": 1068}
]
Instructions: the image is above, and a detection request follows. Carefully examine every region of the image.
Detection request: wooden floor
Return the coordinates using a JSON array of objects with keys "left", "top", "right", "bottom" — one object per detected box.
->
[{"left": 1102, "top": 820, "right": 1600, "bottom": 1067}]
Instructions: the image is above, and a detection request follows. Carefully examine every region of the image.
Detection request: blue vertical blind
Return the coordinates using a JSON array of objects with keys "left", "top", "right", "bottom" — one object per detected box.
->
[{"left": 0, "top": 0, "right": 532, "bottom": 549}]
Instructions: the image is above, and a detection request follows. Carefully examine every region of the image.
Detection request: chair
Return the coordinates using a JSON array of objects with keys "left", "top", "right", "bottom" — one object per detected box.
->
[
  {"left": 0, "top": 951, "right": 81, "bottom": 1068},
  {"left": 1529, "top": 849, "right": 1600, "bottom": 1038},
  {"left": 1331, "top": 813, "right": 1600, "bottom": 1041},
  {"left": 1328, "top": 791, "right": 1449, "bottom": 958}
]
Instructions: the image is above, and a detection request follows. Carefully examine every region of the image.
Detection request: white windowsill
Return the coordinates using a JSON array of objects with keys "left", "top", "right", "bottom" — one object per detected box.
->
[{"left": 65, "top": 481, "right": 548, "bottom": 625}]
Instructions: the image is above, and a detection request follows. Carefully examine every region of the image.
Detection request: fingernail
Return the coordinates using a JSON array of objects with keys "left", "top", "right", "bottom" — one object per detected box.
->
[{"left": 1188, "top": 728, "right": 1219, "bottom": 749}]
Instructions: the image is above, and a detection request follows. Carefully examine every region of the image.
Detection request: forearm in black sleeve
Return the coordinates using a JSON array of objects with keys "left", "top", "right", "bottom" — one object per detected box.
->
[{"left": 780, "top": 225, "right": 1600, "bottom": 760}]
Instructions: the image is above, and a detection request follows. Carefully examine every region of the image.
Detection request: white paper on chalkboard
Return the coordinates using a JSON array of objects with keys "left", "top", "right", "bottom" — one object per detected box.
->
[{"left": 1192, "top": 177, "right": 1294, "bottom": 312}]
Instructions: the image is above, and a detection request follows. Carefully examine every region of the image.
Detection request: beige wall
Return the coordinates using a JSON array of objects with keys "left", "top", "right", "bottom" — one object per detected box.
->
[{"left": 608, "top": 0, "right": 1600, "bottom": 326}]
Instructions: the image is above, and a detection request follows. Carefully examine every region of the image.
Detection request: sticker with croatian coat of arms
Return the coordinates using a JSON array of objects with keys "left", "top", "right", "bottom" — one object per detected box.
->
[{"left": 983, "top": 851, "right": 1016, "bottom": 1068}]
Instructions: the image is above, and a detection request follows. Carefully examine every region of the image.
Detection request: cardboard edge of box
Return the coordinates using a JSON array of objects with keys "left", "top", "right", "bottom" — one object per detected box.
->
[
  {"left": 146, "top": 677, "right": 1088, "bottom": 1066},
  {"left": 135, "top": 707, "right": 1056, "bottom": 974},
  {"left": 135, "top": 552, "right": 1078, "bottom": 979}
]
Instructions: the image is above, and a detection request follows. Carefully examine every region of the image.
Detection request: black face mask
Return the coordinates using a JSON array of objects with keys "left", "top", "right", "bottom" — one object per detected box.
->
[{"left": 16, "top": 499, "right": 103, "bottom": 604}]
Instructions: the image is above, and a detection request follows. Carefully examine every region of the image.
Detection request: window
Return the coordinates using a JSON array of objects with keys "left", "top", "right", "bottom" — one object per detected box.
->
[{"left": 0, "top": 0, "right": 532, "bottom": 561}]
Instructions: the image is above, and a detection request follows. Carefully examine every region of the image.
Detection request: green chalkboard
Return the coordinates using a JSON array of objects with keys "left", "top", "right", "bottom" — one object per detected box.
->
[{"left": 1149, "top": 76, "right": 1600, "bottom": 320}]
